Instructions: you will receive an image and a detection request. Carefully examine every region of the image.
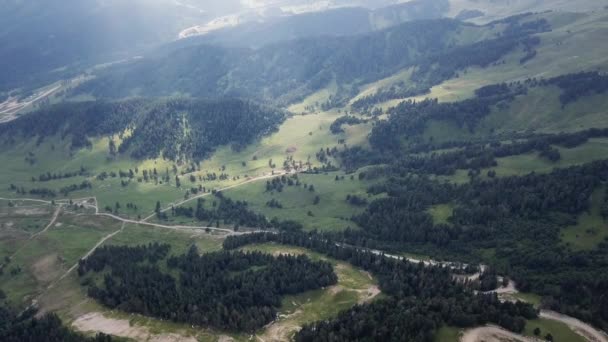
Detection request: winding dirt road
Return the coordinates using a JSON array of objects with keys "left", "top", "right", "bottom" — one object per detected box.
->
[
  {"left": 141, "top": 171, "right": 290, "bottom": 221},
  {"left": 3, "top": 196, "right": 608, "bottom": 342}
]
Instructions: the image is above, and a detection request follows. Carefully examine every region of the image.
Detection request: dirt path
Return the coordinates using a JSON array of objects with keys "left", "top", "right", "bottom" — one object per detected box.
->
[
  {"left": 540, "top": 310, "right": 608, "bottom": 342},
  {"left": 4, "top": 206, "right": 61, "bottom": 263},
  {"left": 30, "top": 206, "right": 61, "bottom": 239},
  {"left": 141, "top": 171, "right": 290, "bottom": 221},
  {"left": 1, "top": 194, "right": 269, "bottom": 236},
  {"left": 96, "top": 212, "right": 262, "bottom": 235},
  {"left": 54, "top": 222, "right": 125, "bottom": 285},
  {"left": 460, "top": 325, "right": 534, "bottom": 342}
]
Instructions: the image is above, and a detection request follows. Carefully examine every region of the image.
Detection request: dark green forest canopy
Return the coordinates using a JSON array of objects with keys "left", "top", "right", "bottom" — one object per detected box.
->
[
  {"left": 78, "top": 244, "right": 337, "bottom": 332},
  {"left": 330, "top": 157, "right": 608, "bottom": 332},
  {"left": 224, "top": 232, "right": 538, "bottom": 341},
  {"left": 72, "top": 14, "right": 550, "bottom": 107},
  {"left": 0, "top": 98, "right": 286, "bottom": 161}
]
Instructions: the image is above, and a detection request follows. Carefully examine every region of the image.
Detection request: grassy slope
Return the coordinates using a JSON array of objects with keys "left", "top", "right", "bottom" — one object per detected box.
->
[
  {"left": 0, "top": 106, "right": 370, "bottom": 218},
  {"left": 523, "top": 318, "right": 586, "bottom": 342},
  {"left": 0, "top": 206, "right": 121, "bottom": 305},
  {"left": 355, "top": 10, "right": 608, "bottom": 111},
  {"left": 447, "top": 0, "right": 608, "bottom": 24},
  {"left": 223, "top": 171, "right": 383, "bottom": 231},
  {"left": 438, "top": 138, "right": 608, "bottom": 184}
]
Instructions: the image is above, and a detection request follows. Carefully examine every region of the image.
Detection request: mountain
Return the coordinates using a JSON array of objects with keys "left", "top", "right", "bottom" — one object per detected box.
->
[
  {"left": 0, "top": 0, "right": 208, "bottom": 92},
  {"left": 181, "top": 0, "right": 451, "bottom": 47},
  {"left": 73, "top": 14, "right": 548, "bottom": 105}
]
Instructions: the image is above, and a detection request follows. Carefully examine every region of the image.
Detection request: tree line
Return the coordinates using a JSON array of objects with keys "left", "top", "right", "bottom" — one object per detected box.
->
[{"left": 224, "top": 232, "right": 538, "bottom": 341}]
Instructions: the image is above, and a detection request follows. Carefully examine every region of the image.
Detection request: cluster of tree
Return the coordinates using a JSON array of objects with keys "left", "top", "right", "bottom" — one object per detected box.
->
[
  {"left": 0, "top": 303, "right": 113, "bottom": 342},
  {"left": 170, "top": 194, "right": 304, "bottom": 232},
  {"left": 351, "top": 84, "right": 430, "bottom": 113},
  {"left": 59, "top": 181, "right": 92, "bottom": 197},
  {"left": 0, "top": 98, "right": 285, "bottom": 162},
  {"left": 329, "top": 116, "right": 366, "bottom": 134},
  {"left": 78, "top": 244, "right": 336, "bottom": 332},
  {"left": 224, "top": 232, "right": 538, "bottom": 340},
  {"left": 541, "top": 71, "right": 608, "bottom": 106},
  {"left": 478, "top": 268, "right": 499, "bottom": 292},
  {"left": 266, "top": 199, "right": 283, "bottom": 209},
  {"left": 33, "top": 167, "right": 88, "bottom": 182},
  {"left": 9, "top": 185, "right": 56, "bottom": 198},
  {"left": 316, "top": 147, "right": 339, "bottom": 163},
  {"left": 345, "top": 194, "right": 368, "bottom": 206},
  {"left": 265, "top": 175, "right": 301, "bottom": 192},
  {"left": 192, "top": 195, "right": 270, "bottom": 230},
  {"left": 13, "top": 181, "right": 93, "bottom": 199}
]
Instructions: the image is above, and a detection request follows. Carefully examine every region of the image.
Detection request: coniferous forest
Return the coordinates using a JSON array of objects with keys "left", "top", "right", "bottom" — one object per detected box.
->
[
  {"left": 224, "top": 232, "right": 538, "bottom": 341},
  {"left": 78, "top": 244, "right": 337, "bottom": 332}
]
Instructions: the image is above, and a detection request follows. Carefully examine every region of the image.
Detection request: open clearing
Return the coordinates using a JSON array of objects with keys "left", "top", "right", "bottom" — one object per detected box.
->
[{"left": 239, "top": 243, "right": 380, "bottom": 342}]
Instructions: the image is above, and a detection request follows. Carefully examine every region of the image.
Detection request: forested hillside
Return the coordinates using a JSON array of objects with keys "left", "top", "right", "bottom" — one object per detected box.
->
[
  {"left": 0, "top": 98, "right": 285, "bottom": 161},
  {"left": 73, "top": 14, "right": 549, "bottom": 106}
]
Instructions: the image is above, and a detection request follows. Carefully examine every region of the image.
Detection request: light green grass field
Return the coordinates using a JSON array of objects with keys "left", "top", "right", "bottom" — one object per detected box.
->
[
  {"left": 494, "top": 138, "right": 608, "bottom": 177},
  {"left": 439, "top": 138, "right": 608, "bottom": 184},
  {"left": 223, "top": 171, "right": 383, "bottom": 231},
  {"left": 428, "top": 204, "right": 454, "bottom": 225},
  {"left": 0, "top": 211, "right": 121, "bottom": 305},
  {"left": 433, "top": 326, "right": 461, "bottom": 342},
  {"left": 0, "top": 106, "right": 374, "bottom": 227},
  {"left": 523, "top": 318, "right": 586, "bottom": 342},
  {"left": 288, "top": 79, "right": 338, "bottom": 114},
  {"left": 361, "top": 10, "right": 608, "bottom": 113}
]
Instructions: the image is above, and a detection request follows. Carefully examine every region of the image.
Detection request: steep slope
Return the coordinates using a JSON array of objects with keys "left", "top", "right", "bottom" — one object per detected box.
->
[{"left": 0, "top": 98, "right": 286, "bottom": 161}]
